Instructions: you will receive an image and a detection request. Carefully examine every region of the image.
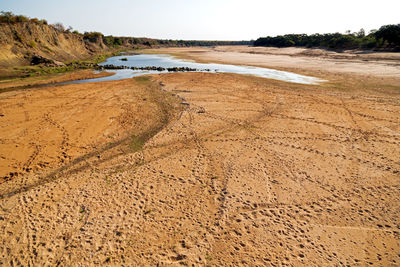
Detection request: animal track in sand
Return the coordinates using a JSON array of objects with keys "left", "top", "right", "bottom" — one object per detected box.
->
[{"left": 1, "top": 72, "right": 399, "bottom": 265}]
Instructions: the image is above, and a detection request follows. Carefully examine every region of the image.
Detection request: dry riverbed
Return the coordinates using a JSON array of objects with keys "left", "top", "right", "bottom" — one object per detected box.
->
[
  {"left": 145, "top": 46, "right": 400, "bottom": 77},
  {"left": 0, "top": 47, "right": 400, "bottom": 265}
]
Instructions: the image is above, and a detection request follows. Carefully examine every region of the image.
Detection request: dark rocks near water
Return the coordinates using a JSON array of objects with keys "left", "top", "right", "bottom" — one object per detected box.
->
[
  {"left": 31, "top": 55, "right": 53, "bottom": 65},
  {"left": 30, "top": 55, "right": 65, "bottom": 67},
  {"left": 67, "top": 62, "right": 98, "bottom": 68},
  {"left": 96, "top": 64, "right": 212, "bottom": 73}
]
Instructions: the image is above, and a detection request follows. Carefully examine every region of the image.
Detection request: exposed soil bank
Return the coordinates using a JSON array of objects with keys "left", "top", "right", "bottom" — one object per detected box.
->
[{"left": 0, "top": 22, "right": 107, "bottom": 67}]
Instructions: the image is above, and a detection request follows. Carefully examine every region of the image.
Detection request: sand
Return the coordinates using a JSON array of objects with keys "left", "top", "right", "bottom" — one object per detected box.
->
[
  {"left": 146, "top": 46, "right": 400, "bottom": 77},
  {"left": 0, "top": 47, "right": 399, "bottom": 266},
  {"left": 0, "top": 69, "right": 113, "bottom": 92}
]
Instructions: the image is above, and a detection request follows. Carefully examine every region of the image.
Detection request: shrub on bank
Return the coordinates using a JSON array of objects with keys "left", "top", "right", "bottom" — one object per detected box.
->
[{"left": 0, "top": 11, "right": 47, "bottom": 25}]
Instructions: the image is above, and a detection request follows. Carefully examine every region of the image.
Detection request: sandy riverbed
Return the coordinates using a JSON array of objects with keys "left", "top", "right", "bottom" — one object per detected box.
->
[
  {"left": 0, "top": 47, "right": 399, "bottom": 265},
  {"left": 145, "top": 46, "right": 400, "bottom": 77}
]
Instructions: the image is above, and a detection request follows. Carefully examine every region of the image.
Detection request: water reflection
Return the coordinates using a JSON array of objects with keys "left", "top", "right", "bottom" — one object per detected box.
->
[{"left": 66, "top": 54, "right": 325, "bottom": 85}]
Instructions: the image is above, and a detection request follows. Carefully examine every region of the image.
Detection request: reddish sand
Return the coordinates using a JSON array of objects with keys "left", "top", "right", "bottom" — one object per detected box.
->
[{"left": 0, "top": 47, "right": 399, "bottom": 265}]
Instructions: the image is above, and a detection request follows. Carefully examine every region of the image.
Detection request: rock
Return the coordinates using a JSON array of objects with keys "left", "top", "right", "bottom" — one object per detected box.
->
[
  {"left": 51, "top": 60, "right": 65, "bottom": 67},
  {"left": 31, "top": 54, "right": 54, "bottom": 65}
]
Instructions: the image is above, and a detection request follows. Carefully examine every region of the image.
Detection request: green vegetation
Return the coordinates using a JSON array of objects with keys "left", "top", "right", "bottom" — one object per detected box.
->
[
  {"left": 14, "top": 32, "right": 23, "bottom": 42},
  {"left": 134, "top": 76, "right": 150, "bottom": 83},
  {"left": 0, "top": 11, "right": 47, "bottom": 25},
  {"left": 67, "top": 51, "right": 120, "bottom": 66},
  {"left": 85, "top": 31, "right": 252, "bottom": 48},
  {"left": 28, "top": 40, "right": 36, "bottom": 48},
  {"left": 254, "top": 24, "right": 400, "bottom": 50},
  {"left": 6, "top": 51, "right": 120, "bottom": 80},
  {"left": 104, "top": 35, "right": 123, "bottom": 47},
  {"left": 13, "top": 65, "right": 77, "bottom": 77},
  {"left": 83, "top": 31, "right": 103, "bottom": 42},
  {"left": 374, "top": 24, "right": 400, "bottom": 46},
  {"left": 158, "top": 39, "right": 252, "bottom": 47},
  {"left": 129, "top": 135, "right": 146, "bottom": 152}
]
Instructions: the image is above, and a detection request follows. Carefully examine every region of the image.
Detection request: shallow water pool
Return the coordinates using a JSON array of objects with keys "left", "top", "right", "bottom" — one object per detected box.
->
[{"left": 67, "top": 54, "right": 325, "bottom": 85}]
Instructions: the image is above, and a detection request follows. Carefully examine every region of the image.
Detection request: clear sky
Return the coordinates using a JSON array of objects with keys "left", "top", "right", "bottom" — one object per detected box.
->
[{"left": 1, "top": 0, "right": 399, "bottom": 40}]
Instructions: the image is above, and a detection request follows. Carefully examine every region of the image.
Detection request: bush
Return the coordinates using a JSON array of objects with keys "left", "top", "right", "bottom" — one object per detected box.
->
[
  {"left": 0, "top": 11, "right": 29, "bottom": 23},
  {"left": 52, "top": 22, "right": 65, "bottom": 32},
  {"left": 83, "top": 31, "right": 104, "bottom": 42},
  {"left": 0, "top": 11, "right": 27, "bottom": 23},
  {"left": 14, "top": 32, "right": 23, "bottom": 43},
  {"left": 103, "top": 36, "right": 124, "bottom": 47},
  {"left": 0, "top": 11, "right": 48, "bottom": 25},
  {"left": 374, "top": 24, "right": 400, "bottom": 46},
  {"left": 361, "top": 36, "right": 377, "bottom": 49}
]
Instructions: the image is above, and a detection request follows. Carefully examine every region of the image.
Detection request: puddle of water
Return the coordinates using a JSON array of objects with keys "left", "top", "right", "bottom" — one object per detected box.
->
[
  {"left": 60, "top": 69, "right": 159, "bottom": 84},
  {"left": 65, "top": 54, "right": 325, "bottom": 85}
]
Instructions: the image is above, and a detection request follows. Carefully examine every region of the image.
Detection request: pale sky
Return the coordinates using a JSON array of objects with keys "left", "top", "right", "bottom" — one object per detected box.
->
[{"left": 2, "top": 0, "right": 399, "bottom": 40}]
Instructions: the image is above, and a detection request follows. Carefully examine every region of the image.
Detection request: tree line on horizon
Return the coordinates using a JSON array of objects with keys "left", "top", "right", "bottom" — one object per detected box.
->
[
  {"left": 82, "top": 31, "right": 251, "bottom": 47},
  {"left": 254, "top": 24, "right": 400, "bottom": 50}
]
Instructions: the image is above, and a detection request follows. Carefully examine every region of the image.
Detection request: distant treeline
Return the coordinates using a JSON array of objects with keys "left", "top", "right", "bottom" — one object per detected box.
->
[
  {"left": 163, "top": 39, "right": 252, "bottom": 47},
  {"left": 254, "top": 24, "right": 400, "bottom": 50},
  {"left": 82, "top": 31, "right": 252, "bottom": 48}
]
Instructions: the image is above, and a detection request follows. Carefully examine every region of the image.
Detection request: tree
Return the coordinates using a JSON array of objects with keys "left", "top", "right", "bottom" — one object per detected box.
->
[
  {"left": 52, "top": 22, "right": 65, "bottom": 31},
  {"left": 357, "top": 28, "right": 365, "bottom": 38},
  {"left": 374, "top": 24, "right": 400, "bottom": 46},
  {"left": 0, "top": 11, "right": 13, "bottom": 21},
  {"left": 0, "top": 11, "right": 28, "bottom": 23}
]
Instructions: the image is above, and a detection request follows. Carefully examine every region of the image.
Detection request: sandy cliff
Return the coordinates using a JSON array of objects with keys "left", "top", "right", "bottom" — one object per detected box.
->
[{"left": 0, "top": 22, "right": 107, "bottom": 67}]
